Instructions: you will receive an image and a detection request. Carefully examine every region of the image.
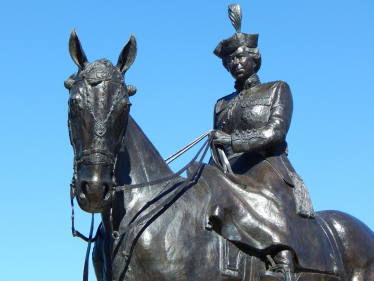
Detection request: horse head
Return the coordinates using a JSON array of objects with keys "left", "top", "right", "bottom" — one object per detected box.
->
[{"left": 65, "top": 29, "right": 137, "bottom": 213}]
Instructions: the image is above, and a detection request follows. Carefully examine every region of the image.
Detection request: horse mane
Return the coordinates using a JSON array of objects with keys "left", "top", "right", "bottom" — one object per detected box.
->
[{"left": 114, "top": 114, "right": 174, "bottom": 186}]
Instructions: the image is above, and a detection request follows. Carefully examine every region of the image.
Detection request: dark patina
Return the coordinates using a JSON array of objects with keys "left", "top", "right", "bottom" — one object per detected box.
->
[{"left": 65, "top": 5, "right": 374, "bottom": 281}]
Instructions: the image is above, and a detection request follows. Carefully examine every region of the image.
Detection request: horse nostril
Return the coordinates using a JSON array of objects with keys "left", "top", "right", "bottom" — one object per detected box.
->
[
  {"left": 103, "top": 184, "right": 110, "bottom": 200},
  {"left": 80, "top": 182, "right": 89, "bottom": 199}
]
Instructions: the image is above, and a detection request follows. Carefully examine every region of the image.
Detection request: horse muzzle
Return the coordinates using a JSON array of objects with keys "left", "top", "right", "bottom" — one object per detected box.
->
[{"left": 75, "top": 165, "right": 114, "bottom": 213}]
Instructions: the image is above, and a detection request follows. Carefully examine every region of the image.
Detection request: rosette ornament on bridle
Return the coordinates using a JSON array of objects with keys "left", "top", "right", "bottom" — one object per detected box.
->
[{"left": 65, "top": 28, "right": 137, "bottom": 216}]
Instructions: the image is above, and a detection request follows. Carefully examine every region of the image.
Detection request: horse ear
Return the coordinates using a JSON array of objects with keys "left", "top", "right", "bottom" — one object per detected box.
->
[
  {"left": 69, "top": 28, "right": 89, "bottom": 70},
  {"left": 116, "top": 34, "right": 137, "bottom": 75}
]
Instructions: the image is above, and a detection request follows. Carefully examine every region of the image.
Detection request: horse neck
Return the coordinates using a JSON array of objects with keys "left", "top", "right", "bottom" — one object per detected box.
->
[
  {"left": 115, "top": 114, "right": 173, "bottom": 188},
  {"left": 102, "top": 114, "right": 174, "bottom": 234}
]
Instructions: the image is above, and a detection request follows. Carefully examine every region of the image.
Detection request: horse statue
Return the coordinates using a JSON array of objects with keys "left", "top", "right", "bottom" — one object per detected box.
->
[{"left": 65, "top": 28, "right": 374, "bottom": 281}]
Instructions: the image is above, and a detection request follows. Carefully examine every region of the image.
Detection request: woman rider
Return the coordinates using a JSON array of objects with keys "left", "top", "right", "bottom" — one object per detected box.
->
[{"left": 210, "top": 4, "right": 316, "bottom": 281}]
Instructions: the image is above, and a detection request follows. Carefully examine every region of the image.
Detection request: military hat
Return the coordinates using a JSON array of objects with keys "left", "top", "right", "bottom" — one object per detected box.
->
[{"left": 214, "top": 4, "right": 258, "bottom": 59}]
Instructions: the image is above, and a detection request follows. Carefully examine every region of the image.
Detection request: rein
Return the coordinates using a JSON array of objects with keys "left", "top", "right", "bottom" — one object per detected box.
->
[
  {"left": 110, "top": 132, "right": 214, "bottom": 239},
  {"left": 114, "top": 130, "right": 213, "bottom": 191},
  {"left": 70, "top": 197, "right": 102, "bottom": 242}
]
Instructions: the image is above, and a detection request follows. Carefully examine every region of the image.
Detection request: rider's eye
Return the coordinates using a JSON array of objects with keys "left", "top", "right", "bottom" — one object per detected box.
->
[
  {"left": 90, "top": 81, "right": 101, "bottom": 87},
  {"left": 70, "top": 99, "right": 77, "bottom": 108}
]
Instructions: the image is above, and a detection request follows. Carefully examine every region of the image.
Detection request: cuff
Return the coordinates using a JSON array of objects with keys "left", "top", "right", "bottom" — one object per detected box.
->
[{"left": 231, "top": 129, "right": 265, "bottom": 152}]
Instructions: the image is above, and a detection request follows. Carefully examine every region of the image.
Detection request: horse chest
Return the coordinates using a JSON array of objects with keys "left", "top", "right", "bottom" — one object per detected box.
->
[
  {"left": 126, "top": 221, "right": 220, "bottom": 278},
  {"left": 111, "top": 204, "right": 227, "bottom": 280}
]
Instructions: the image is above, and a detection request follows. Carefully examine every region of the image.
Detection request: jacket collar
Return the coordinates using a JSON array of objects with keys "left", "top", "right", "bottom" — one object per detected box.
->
[
  {"left": 235, "top": 73, "right": 261, "bottom": 91},
  {"left": 215, "top": 74, "right": 262, "bottom": 116}
]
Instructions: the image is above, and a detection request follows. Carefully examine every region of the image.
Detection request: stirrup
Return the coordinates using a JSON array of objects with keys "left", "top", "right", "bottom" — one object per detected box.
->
[{"left": 260, "top": 264, "right": 295, "bottom": 281}]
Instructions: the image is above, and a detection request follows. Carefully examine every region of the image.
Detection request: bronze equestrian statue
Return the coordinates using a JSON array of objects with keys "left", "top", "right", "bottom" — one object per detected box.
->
[{"left": 65, "top": 5, "right": 374, "bottom": 281}]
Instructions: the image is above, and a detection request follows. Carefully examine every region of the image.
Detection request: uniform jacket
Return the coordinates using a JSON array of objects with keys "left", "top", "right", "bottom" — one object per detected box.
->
[{"left": 213, "top": 75, "right": 314, "bottom": 217}]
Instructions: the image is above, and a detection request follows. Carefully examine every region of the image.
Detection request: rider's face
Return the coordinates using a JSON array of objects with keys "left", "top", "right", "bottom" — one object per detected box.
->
[{"left": 227, "top": 47, "right": 255, "bottom": 82}]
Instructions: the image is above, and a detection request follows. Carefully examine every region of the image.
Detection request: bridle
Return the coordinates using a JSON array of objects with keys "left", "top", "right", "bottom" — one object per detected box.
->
[
  {"left": 68, "top": 75, "right": 132, "bottom": 281},
  {"left": 68, "top": 77, "right": 130, "bottom": 241}
]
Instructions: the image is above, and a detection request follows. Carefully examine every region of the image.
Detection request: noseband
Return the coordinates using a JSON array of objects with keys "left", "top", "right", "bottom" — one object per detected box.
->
[{"left": 75, "top": 148, "right": 114, "bottom": 166}]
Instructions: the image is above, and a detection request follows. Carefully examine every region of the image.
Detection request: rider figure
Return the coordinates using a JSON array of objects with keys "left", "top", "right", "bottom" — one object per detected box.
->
[{"left": 211, "top": 5, "right": 315, "bottom": 281}]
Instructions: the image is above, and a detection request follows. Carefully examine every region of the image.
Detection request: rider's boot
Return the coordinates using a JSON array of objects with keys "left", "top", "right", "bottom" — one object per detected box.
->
[{"left": 260, "top": 250, "right": 296, "bottom": 281}]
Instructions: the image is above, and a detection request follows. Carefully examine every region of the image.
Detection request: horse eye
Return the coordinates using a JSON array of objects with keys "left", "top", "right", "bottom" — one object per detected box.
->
[{"left": 70, "top": 96, "right": 82, "bottom": 108}]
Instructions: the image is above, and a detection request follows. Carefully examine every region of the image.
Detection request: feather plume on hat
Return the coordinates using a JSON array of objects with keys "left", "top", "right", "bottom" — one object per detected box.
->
[
  {"left": 228, "top": 4, "right": 242, "bottom": 33},
  {"left": 214, "top": 4, "right": 258, "bottom": 59}
]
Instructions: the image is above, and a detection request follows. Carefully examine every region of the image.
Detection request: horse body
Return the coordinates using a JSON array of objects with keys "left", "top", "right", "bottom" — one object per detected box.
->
[
  {"left": 92, "top": 117, "right": 374, "bottom": 281},
  {"left": 65, "top": 30, "right": 374, "bottom": 280}
]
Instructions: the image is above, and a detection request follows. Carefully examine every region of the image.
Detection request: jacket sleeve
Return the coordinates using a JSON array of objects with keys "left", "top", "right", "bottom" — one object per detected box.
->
[
  {"left": 213, "top": 102, "right": 218, "bottom": 130},
  {"left": 231, "top": 81, "right": 293, "bottom": 153},
  {"left": 213, "top": 98, "right": 224, "bottom": 130}
]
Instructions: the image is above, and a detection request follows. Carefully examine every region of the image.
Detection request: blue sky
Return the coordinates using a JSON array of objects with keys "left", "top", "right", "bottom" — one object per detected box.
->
[{"left": 1, "top": 1, "right": 373, "bottom": 280}]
